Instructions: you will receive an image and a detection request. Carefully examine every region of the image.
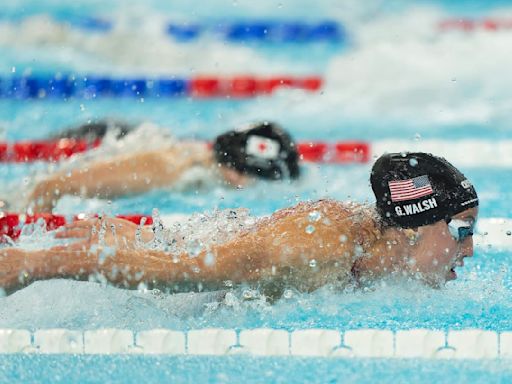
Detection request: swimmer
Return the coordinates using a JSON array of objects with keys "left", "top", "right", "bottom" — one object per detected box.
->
[
  {"left": 20, "top": 120, "right": 300, "bottom": 213},
  {"left": 0, "top": 152, "right": 478, "bottom": 296}
]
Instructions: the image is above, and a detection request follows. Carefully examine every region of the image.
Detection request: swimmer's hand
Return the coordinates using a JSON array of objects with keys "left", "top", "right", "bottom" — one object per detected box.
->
[
  {"left": 55, "top": 217, "right": 152, "bottom": 249},
  {"left": 0, "top": 248, "right": 33, "bottom": 290},
  {"left": 26, "top": 177, "right": 60, "bottom": 213}
]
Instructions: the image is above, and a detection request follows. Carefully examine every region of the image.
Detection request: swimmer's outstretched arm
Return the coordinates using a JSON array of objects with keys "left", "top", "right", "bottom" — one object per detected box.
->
[
  {"left": 26, "top": 145, "right": 213, "bottom": 212},
  {"left": 0, "top": 200, "right": 359, "bottom": 292}
]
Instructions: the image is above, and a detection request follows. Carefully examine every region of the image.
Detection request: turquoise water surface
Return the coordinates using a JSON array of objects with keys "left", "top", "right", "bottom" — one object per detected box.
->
[{"left": 0, "top": 0, "right": 511, "bottom": 383}]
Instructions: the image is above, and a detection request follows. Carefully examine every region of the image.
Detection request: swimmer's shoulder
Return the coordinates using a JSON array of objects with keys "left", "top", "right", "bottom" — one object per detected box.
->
[
  {"left": 260, "top": 199, "right": 381, "bottom": 244},
  {"left": 269, "top": 198, "right": 361, "bottom": 222}
]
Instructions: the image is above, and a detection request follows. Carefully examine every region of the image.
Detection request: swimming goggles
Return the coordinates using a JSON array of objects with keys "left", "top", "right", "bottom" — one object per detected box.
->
[{"left": 445, "top": 218, "right": 474, "bottom": 243}]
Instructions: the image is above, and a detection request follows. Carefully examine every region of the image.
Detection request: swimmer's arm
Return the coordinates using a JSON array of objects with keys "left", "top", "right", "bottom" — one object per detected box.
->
[
  {"left": 0, "top": 201, "right": 355, "bottom": 290},
  {"left": 27, "top": 148, "right": 213, "bottom": 212}
]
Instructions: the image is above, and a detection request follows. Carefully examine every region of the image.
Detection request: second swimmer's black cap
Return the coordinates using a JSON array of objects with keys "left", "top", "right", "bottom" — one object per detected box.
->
[
  {"left": 213, "top": 121, "right": 300, "bottom": 180},
  {"left": 371, "top": 152, "right": 478, "bottom": 228}
]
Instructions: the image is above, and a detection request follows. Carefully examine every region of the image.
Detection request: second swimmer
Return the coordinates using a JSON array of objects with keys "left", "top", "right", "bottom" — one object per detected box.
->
[{"left": 21, "top": 120, "right": 300, "bottom": 212}]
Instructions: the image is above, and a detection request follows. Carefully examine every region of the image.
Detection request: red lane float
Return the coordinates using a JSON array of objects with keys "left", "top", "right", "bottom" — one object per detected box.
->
[
  {"left": 297, "top": 141, "right": 370, "bottom": 163},
  {"left": 0, "top": 139, "right": 101, "bottom": 162},
  {"left": 0, "top": 139, "right": 369, "bottom": 164},
  {"left": 439, "top": 18, "right": 512, "bottom": 32},
  {"left": 189, "top": 75, "right": 322, "bottom": 98},
  {"left": 0, "top": 212, "right": 152, "bottom": 240}
]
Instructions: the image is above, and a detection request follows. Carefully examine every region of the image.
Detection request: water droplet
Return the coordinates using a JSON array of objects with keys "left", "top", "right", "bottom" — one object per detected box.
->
[
  {"left": 506, "top": 230, "right": 511, "bottom": 236},
  {"left": 305, "top": 225, "right": 315, "bottom": 234},
  {"left": 11, "top": 66, "right": 16, "bottom": 73},
  {"left": 186, "top": 240, "right": 202, "bottom": 258},
  {"left": 414, "top": 133, "right": 421, "bottom": 141},
  {"left": 400, "top": 151, "right": 407, "bottom": 157},
  {"left": 308, "top": 210, "right": 321, "bottom": 222},
  {"left": 242, "top": 289, "right": 254, "bottom": 299},
  {"left": 204, "top": 252, "right": 215, "bottom": 266},
  {"left": 137, "top": 282, "right": 148, "bottom": 292},
  {"left": 224, "top": 280, "right": 233, "bottom": 287},
  {"left": 309, "top": 259, "right": 317, "bottom": 268},
  {"left": 409, "top": 158, "right": 418, "bottom": 167},
  {"left": 339, "top": 234, "right": 348, "bottom": 243},
  {"left": 354, "top": 245, "right": 364, "bottom": 257},
  {"left": 283, "top": 289, "right": 293, "bottom": 299},
  {"left": 79, "top": 104, "right": 85, "bottom": 111}
]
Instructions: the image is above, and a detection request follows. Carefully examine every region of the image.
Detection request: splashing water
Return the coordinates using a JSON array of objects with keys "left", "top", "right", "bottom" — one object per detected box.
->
[{"left": 139, "top": 207, "right": 258, "bottom": 257}]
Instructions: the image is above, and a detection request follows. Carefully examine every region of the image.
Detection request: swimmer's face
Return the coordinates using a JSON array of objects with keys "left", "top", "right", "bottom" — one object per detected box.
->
[
  {"left": 218, "top": 165, "right": 252, "bottom": 188},
  {"left": 407, "top": 207, "right": 478, "bottom": 285}
]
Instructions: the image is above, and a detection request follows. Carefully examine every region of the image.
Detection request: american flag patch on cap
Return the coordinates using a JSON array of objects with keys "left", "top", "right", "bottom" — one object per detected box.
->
[
  {"left": 245, "top": 136, "right": 281, "bottom": 159},
  {"left": 388, "top": 175, "right": 433, "bottom": 202}
]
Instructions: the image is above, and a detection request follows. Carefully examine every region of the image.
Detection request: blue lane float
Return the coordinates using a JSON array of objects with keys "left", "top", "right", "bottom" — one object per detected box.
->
[
  {"left": 0, "top": 14, "right": 345, "bottom": 44},
  {"left": 0, "top": 75, "right": 189, "bottom": 99},
  {"left": 168, "top": 20, "right": 345, "bottom": 43}
]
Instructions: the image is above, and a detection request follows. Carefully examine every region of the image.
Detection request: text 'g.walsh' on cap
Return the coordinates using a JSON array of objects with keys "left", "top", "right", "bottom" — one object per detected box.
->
[{"left": 370, "top": 152, "right": 478, "bottom": 228}]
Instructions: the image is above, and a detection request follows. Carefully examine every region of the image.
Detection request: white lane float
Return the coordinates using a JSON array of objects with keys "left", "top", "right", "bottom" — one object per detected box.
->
[{"left": 0, "top": 327, "right": 509, "bottom": 359}]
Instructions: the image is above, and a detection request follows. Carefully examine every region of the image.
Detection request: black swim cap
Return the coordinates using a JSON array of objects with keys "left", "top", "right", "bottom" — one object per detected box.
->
[
  {"left": 213, "top": 121, "right": 300, "bottom": 180},
  {"left": 52, "top": 119, "right": 133, "bottom": 142},
  {"left": 371, "top": 152, "right": 478, "bottom": 228}
]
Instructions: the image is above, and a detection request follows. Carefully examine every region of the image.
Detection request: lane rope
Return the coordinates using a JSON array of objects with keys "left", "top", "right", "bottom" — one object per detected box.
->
[
  {"left": 2, "top": 16, "right": 345, "bottom": 43},
  {"left": 2, "top": 212, "right": 511, "bottom": 248},
  {"left": 0, "top": 327, "right": 509, "bottom": 358},
  {"left": 0, "top": 138, "right": 510, "bottom": 168},
  {"left": 439, "top": 18, "right": 512, "bottom": 32},
  {"left": 167, "top": 20, "right": 345, "bottom": 43},
  {"left": 0, "top": 75, "right": 322, "bottom": 99},
  {"left": 0, "top": 139, "right": 364, "bottom": 163}
]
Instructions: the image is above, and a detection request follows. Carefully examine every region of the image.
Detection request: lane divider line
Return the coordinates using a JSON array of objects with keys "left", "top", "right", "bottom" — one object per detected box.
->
[
  {"left": 0, "top": 138, "right": 510, "bottom": 168},
  {"left": 0, "top": 75, "right": 322, "bottom": 99},
  {"left": 1, "top": 16, "right": 345, "bottom": 43},
  {"left": 0, "top": 328, "right": 509, "bottom": 358},
  {"left": 439, "top": 18, "right": 512, "bottom": 32}
]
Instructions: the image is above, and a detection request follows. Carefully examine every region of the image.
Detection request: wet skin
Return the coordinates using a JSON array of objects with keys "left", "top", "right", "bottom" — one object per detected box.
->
[
  {"left": 407, "top": 206, "right": 478, "bottom": 284},
  {"left": 0, "top": 201, "right": 478, "bottom": 294}
]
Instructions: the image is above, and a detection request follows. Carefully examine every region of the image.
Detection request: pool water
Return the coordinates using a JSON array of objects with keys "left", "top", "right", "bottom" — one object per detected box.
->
[
  {"left": 1, "top": 355, "right": 512, "bottom": 384},
  {"left": 1, "top": 0, "right": 512, "bottom": 382}
]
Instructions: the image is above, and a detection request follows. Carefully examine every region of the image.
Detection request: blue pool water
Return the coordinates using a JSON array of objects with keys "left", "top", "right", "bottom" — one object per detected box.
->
[
  {"left": 1, "top": 0, "right": 512, "bottom": 382},
  {"left": 1, "top": 356, "right": 512, "bottom": 384}
]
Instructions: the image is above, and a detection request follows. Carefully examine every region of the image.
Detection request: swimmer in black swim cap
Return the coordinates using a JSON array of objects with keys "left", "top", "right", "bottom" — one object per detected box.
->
[
  {"left": 367, "top": 151, "right": 479, "bottom": 284},
  {"left": 213, "top": 121, "right": 300, "bottom": 181},
  {"left": 0, "top": 152, "right": 478, "bottom": 295},
  {"left": 21, "top": 120, "right": 300, "bottom": 213}
]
